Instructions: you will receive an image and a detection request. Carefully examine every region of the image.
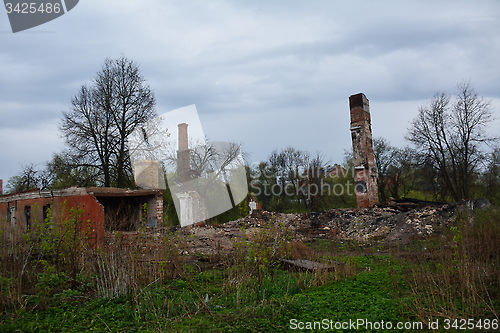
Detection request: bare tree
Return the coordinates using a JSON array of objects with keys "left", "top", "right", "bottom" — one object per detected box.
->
[
  {"left": 268, "top": 147, "right": 304, "bottom": 202},
  {"left": 183, "top": 140, "right": 245, "bottom": 197},
  {"left": 373, "top": 137, "right": 396, "bottom": 202},
  {"left": 269, "top": 147, "right": 310, "bottom": 192},
  {"left": 303, "top": 151, "right": 328, "bottom": 211},
  {"left": 373, "top": 138, "right": 418, "bottom": 201},
  {"left": 61, "top": 84, "right": 115, "bottom": 186},
  {"left": 6, "top": 163, "right": 46, "bottom": 193},
  {"left": 452, "top": 82, "right": 496, "bottom": 198},
  {"left": 264, "top": 147, "right": 329, "bottom": 211},
  {"left": 188, "top": 138, "right": 216, "bottom": 178},
  {"left": 407, "top": 82, "right": 496, "bottom": 201},
  {"left": 482, "top": 147, "right": 500, "bottom": 204},
  {"left": 60, "top": 57, "right": 156, "bottom": 188},
  {"left": 387, "top": 146, "right": 416, "bottom": 199},
  {"left": 45, "top": 151, "right": 100, "bottom": 189}
]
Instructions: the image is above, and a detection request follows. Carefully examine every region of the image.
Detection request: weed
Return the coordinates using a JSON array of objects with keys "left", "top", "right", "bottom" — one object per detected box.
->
[{"left": 391, "top": 207, "right": 500, "bottom": 325}]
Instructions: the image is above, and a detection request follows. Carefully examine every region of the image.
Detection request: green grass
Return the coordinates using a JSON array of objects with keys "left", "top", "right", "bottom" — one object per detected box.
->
[
  {"left": 0, "top": 256, "right": 408, "bottom": 333},
  {"left": 3, "top": 249, "right": 498, "bottom": 332}
]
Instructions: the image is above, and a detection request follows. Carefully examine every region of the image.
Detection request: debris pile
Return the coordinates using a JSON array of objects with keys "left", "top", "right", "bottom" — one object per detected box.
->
[
  {"left": 122, "top": 199, "right": 490, "bottom": 256},
  {"left": 323, "top": 206, "right": 453, "bottom": 242},
  {"left": 226, "top": 206, "right": 454, "bottom": 243},
  {"left": 170, "top": 202, "right": 467, "bottom": 255}
]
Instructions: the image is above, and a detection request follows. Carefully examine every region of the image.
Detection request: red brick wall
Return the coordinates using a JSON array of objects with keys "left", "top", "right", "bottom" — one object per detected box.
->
[{"left": 0, "top": 194, "right": 104, "bottom": 247}]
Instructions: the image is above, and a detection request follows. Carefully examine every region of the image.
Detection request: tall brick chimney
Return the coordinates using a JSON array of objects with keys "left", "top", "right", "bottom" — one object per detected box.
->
[
  {"left": 0, "top": 179, "right": 2, "bottom": 195},
  {"left": 349, "top": 93, "right": 378, "bottom": 208},
  {"left": 175, "top": 123, "right": 207, "bottom": 226},
  {"left": 177, "top": 123, "right": 191, "bottom": 189}
]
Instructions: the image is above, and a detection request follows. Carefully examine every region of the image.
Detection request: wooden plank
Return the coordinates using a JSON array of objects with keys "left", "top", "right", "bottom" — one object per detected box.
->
[{"left": 279, "top": 258, "right": 340, "bottom": 271}]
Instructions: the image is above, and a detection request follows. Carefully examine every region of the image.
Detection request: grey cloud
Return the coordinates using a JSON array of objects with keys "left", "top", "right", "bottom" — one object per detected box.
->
[{"left": 1, "top": 0, "right": 500, "bottom": 184}]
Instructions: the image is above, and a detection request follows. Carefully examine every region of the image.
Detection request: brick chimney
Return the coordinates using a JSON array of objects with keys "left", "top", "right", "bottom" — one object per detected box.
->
[
  {"left": 0, "top": 179, "right": 2, "bottom": 195},
  {"left": 349, "top": 93, "right": 378, "bottom": 208},
  {"left": 177, "top": 123, "right": 191, "bottom": 189}
]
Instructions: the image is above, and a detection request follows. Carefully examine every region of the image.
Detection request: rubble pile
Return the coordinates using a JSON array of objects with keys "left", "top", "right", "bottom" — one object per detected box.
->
[
  {"left": 226, "top": 205, "right": 454, "bottom": 242},
  {"left": 172, "top": 204, "right": 458, "bottom": 255},
  {"left": 223, "top": 210, "right": 308, "bottom": 229},
  {"left": 320, "top": 206, "right": 453, "bottom": 242}
]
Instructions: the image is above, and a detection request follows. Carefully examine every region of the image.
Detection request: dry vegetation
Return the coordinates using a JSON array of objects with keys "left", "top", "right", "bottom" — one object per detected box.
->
[{"left": 392, "top": 208, "right": 500, "bottom": 325}]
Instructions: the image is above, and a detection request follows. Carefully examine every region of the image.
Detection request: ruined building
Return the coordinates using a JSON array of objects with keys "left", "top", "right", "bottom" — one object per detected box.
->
[
  {"left": 349, "top": 93, "right": 379, "bottom": 208},
  {"left": 0, "top": 187, "right": 163, "bottom": 246}
]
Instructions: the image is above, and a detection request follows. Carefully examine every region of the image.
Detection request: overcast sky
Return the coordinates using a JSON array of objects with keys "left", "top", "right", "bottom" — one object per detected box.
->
[{"left": 1, "top": 0, "right": 500, "bottom": 187}]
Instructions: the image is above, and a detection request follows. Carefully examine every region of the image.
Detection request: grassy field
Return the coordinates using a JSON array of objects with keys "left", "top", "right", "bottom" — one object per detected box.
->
[{"left": 0, "top": 208, "right": 499, "bottom": 332}]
